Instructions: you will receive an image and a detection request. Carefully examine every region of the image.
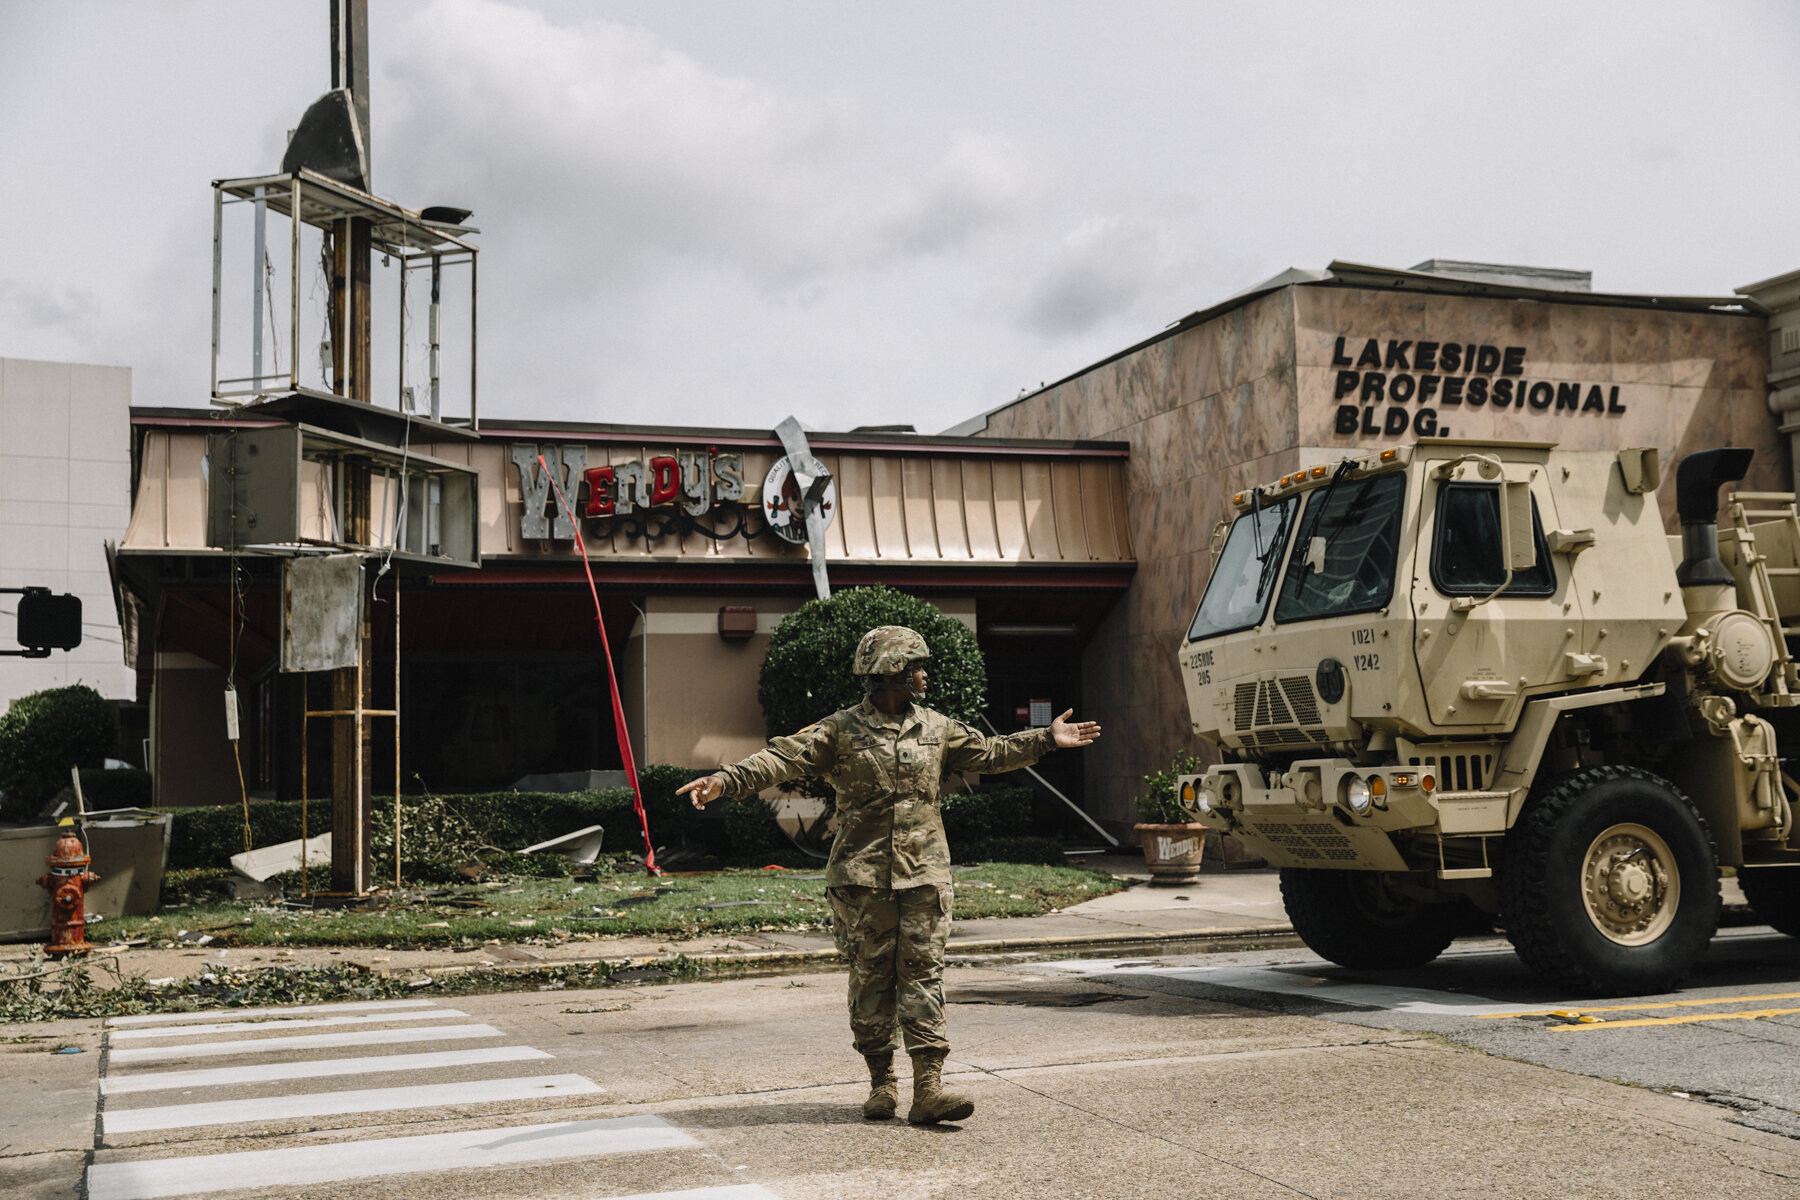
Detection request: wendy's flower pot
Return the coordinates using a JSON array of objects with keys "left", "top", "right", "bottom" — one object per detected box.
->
[{"left": 1133, "top": 822, "right": 1207, "bottom": 886}]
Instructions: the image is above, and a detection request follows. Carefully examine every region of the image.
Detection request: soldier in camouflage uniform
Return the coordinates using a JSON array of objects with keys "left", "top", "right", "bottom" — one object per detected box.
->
[{"left": 678, "top": 625, "right": 1101, "bottom": 1124}]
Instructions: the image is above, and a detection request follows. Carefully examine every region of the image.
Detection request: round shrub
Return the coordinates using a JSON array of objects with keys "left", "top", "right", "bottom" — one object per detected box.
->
[
  {"left": 0, "top": 685, "right": 116, "bottom": 822},
  {"left": 757, "top": 585, "right": 986, "bottom": 739}
]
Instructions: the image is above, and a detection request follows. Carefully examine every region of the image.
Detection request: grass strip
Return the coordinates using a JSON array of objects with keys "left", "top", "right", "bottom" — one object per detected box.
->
[{"left": 99, "top": 863, "right": 1125, "bottom": 951}]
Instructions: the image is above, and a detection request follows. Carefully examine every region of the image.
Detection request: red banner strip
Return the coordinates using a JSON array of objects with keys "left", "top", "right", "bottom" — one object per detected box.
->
[{"left": 538, "top": 454, "right": 660, "bottom": 876}]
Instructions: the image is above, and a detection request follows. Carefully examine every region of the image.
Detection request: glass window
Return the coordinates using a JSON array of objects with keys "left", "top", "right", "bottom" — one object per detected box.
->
[
  {"left": 1187, "top": 496, "right": 1298, "bottom": 640},
  {"left": 1430, "top": 483, "right": 1555, "bottom": 597},
  {"left": 1274, "top": 473, "right": 1407, "bottom": 624}
]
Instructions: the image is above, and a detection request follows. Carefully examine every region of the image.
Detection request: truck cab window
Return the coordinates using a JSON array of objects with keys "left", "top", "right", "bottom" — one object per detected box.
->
[
  {"left": 1431, "top": 482, "right": 1555, "bottom": 597},
  {"left": 1273, "top": 472, "right": 1406, "bottom": 624},
  {"left": 1187, "top": 495, "right": 1298, "bottom": 640}
]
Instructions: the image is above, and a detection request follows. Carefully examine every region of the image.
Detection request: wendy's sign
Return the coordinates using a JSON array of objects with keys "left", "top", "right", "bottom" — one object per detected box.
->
[
  {"left": 1327, "top": 335, "right": 1627, "bottom": 439},
  {"left": 512, "top": 444, "right": 745, "bottom": 541}
]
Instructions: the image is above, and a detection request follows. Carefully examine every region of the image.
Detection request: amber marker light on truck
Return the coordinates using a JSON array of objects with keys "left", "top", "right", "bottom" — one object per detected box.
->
[
  {"left": 1310, "top": 465, "right": 1327, "bottom": 478},
  {"left": 1421, "top": 774, "right": 1436, "bottom": 793},
  {"left": 1368, "top": 775, "right": 1389, "bottom": 808}
]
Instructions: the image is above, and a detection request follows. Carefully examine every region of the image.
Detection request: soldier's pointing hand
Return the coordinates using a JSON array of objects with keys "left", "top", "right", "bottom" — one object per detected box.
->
[
  {"left": 677, "top": 774, "right": 725, "bottom": 808},
  {"left": 1050, "top": 709, "right": 1101, "bottom": 748}
]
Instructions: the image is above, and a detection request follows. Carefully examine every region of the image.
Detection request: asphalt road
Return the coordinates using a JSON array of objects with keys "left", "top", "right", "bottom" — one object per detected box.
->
[
  {"left": 1038, "top": 925, "right": 1800, "bottom": 1142},
  {"left": 7, "top": 929, "right": 1800, "bottom": 1199}
]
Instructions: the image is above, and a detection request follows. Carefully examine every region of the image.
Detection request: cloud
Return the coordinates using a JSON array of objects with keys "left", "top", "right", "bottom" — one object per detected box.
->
[
  {"left": 380, "top": 0, "right": 957, "bottom": 293},
  {"left": 1018, "top": 215, "right": 1169, "bottom": 337},
  {"left": 0, "top": 277, "right": 101, "bottom": 335}
]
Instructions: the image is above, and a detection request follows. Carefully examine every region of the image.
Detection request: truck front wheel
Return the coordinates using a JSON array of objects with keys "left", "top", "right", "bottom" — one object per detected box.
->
[
  {"left": 1279, "top": 868, "right": 1460, "bottom": 969},
  {"left": 1501, "top": 765, "right": 1719, "bottom": 996},
  {"left": 1738, "top": 866, "right": 1800, "bottom": 936}
]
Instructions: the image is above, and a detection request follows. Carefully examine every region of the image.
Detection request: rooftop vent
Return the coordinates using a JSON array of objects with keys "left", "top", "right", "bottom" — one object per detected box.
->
[{"left": 1409, "top": 259, "right": 1592, "bottom": 293}]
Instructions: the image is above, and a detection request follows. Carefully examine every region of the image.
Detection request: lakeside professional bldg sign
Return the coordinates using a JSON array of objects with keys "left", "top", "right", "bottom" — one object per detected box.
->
[{"left": 1329, "top": 335, "right": 1628, "bottom": 439}]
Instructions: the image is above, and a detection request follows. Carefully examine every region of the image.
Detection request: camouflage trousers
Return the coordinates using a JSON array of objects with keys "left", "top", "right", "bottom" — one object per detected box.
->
[{"left": 826, "top": 884, "right": 952, "bottom": 1054}]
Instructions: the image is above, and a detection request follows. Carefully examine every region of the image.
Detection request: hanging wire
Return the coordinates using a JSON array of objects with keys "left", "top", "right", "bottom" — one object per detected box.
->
[
  {"left": 221, "top": 421, "right": 254, "bottom": 855},
  {"left": 264, "top": 245, "right": 282, "bottom": 378}
]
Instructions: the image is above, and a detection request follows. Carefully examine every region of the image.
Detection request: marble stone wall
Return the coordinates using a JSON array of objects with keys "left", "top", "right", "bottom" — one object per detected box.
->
[
  {"left": 978, "top": 283, "right": 1780, "bottom": 833},
  {"left": 982, "top": 290, "right": 1300, "bottom": 829},
  {"left": 1293, "top": 287, "right": 1782, "bottom": 525}
]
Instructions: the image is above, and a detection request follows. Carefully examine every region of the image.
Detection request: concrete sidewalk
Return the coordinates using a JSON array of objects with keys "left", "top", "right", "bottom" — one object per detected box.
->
[{"left": 0, "top": 859, "right": 1294, "bottom": 987}]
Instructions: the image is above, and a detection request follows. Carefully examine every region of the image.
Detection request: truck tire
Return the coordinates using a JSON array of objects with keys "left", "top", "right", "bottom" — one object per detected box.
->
[
  {"left": 1501, "top": 765, "right": 1719, "bottom": 996},
  {"left": 1279, "top": 868, "right": 1460, "bottom": 969},
  {"left": 1738, "top": 866, "right": 1800, "bottom": 936}
]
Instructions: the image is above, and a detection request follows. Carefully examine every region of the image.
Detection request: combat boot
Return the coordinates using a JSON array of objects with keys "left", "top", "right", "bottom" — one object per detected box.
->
[
  {"left": 906, "top": 1049, "right": 974, "bottom": 1124},
  {"left": 862, "top": 1051, "right": 899, "bottom": 1120}
]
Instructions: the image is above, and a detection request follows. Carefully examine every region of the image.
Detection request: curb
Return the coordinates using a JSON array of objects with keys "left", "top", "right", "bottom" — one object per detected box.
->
[{"left": 409, "top": 923, "right": 1299, "bottom": 979}]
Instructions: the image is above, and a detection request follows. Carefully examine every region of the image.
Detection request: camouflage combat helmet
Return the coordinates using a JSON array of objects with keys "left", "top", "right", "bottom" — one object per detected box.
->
[{"left": 853, "top": 626, "right": 930, "bottom": 678}]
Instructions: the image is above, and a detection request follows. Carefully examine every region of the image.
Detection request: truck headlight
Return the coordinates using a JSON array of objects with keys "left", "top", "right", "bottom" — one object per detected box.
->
[{"left": 1343, "top": 776, "right": 1372, "bottom": 816}]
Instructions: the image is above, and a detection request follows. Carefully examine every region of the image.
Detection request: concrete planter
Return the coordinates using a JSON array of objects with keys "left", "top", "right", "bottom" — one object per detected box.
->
[{"left": 1133, "top": 822, "right": 1207, "bottom": 886}]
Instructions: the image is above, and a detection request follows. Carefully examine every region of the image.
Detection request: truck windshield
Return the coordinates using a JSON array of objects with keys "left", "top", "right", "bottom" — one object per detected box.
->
[
  {"left": 1187, "top": 496, "right": 1298, "bottom": 640},
  {"left": 1274, "top": 472, "right": 1407, "bottom": 624}
]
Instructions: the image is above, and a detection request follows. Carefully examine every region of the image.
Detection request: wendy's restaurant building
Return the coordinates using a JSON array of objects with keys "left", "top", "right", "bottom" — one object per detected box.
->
[
  {"left": 115, "top": 406, "right": 1133, "bottom": 834},
  {"left": 109, "top": 258, "right": 1800, "bottom": 843}
]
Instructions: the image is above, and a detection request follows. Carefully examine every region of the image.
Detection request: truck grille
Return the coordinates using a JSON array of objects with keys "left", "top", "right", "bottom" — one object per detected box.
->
[
  {"left": 1251, "top": 820, "right": 1359, "bottom": 862},
  {"left": 1233, "top": 676, "right": 1325, "bottom": 744},
  {"left": 1408, "top": 751, "right": 1494, "bottom": 791}
]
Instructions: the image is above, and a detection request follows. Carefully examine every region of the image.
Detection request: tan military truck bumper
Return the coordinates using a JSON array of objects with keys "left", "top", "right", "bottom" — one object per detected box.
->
[{"left": 1176, "top": 760, "right": 1454, "bottom": 871}]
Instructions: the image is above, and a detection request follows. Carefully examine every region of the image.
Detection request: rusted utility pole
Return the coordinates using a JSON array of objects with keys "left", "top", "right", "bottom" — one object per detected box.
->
[{"left": 328, "top": 0, "right": 375, "bottom": 894}]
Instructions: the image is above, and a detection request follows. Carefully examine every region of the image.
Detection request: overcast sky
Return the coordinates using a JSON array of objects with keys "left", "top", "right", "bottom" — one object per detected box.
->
[{"left": 3, "top": 2, "right": 1798, "bottom": 435}]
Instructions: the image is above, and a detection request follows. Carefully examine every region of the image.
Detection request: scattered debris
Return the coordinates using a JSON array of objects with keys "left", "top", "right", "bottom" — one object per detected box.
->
[
  {"left": 610, "top": 967, "right": 672, "bottom": 983},
  {"left": 230, "top": 833, "right": 332, "bottom": 883},
  {"left": 53, "top": 1045, "right": 85, "bottom": 1054},
  {"left": 521, "top": 825, "right": 606, "bottom": 865}
]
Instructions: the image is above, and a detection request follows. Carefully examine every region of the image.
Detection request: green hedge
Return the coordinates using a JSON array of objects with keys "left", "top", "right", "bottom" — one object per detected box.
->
[
  {"left": 0, "top": 685, "right": 117, "bottom": 822},
  {"left": 158, "top": 773, "right": 1062, "bottom": 876},
  {"left": 941, "top": 783, "right": 1033, "bottom": 845},
  {"left": 941, "top": 784, "right": 1062, "bottom": 864},
  {"left": 757, "top": 585, "right": 987, "bottom": 740},
  {"left": 159, "top": 771, "right": 719, "bottom": 872}
]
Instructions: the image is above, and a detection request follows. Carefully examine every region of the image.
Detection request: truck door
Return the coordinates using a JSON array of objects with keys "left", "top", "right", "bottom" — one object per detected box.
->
[{"left": 1411, "top": 458, "right": 1576, "bottom": 732}]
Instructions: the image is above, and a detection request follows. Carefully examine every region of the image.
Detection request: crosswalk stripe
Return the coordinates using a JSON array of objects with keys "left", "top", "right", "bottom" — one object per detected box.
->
[
  {"left": 595, "top": 1188, "right": 780, "bottom": 1199},
  {"left": 107, "top": 1022, "right": 503, "bottom": 1063},
  {"left": 109, "top": 1007, "right": 466, "bottom": 1040},
  {"left": 86, "top": 1115, "right": 697, "bottom": 1200},
  {"left": 108, "top": 999, "right": 440, "bottom": 1027},
  {"left": 104, "top": 1073, "right": 604, "bottom": 1134},
  {"left": 101, "top": 1045, "right": 553, "bottom": 1095}
]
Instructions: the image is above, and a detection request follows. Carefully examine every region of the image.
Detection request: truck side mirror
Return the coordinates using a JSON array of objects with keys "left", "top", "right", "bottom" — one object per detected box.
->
[{"left": 1500, "top": 481, "right": 1535, "bottom": 572}]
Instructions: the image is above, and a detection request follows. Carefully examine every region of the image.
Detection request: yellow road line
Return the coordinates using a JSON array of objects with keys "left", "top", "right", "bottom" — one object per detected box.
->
[
  {"left": 1477, "top": 991, "right": 1800, "bottom": 1019},
  {"left": 1548, "top": 1006, "right": 1800, "bottom": 1031}
]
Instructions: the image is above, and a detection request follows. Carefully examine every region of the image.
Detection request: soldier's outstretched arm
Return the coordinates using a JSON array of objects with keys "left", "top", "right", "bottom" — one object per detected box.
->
[{"left": 677, "top": 719, "right": 838, "bottom": 809}]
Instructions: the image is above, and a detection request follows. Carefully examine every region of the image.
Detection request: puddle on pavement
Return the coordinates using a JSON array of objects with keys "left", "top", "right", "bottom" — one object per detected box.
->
[{"left": 949, "top": 932, "right": 1304, "bottom": 968}]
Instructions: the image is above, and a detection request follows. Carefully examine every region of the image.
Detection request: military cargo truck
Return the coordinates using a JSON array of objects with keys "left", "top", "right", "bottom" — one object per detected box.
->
[{"left": 1175, "top": 439, "right": 1800, "bottom": 994}]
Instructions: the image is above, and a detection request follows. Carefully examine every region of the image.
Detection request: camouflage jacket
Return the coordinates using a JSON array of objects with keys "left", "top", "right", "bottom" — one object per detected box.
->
[{"left": 715, "top": 699, "right": 1057, "bottom": 888}]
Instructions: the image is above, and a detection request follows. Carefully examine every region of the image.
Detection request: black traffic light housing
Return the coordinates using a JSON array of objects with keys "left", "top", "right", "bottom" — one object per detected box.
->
[{"left": 3, "top": 587, "right": 82, "bottom": 658}]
